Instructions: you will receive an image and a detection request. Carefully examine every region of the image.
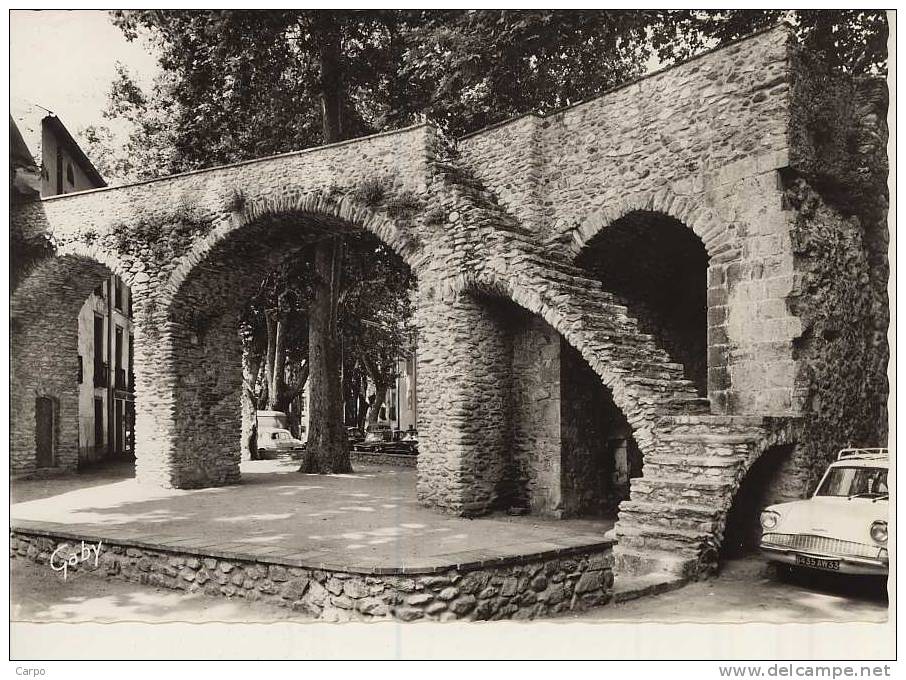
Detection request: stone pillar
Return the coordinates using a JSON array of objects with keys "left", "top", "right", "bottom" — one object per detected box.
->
[
  {"left": 511, "top": 315, "right": 563, "bottom": 515},
  {"left": 133, "top": 311, "right": 242, "bottom": 489},
  {"left": 11, "top": 318, "right": 80, "bottom": 474},
  {"left": 415, "top": 290, "right": 512, "bottom": 516}
]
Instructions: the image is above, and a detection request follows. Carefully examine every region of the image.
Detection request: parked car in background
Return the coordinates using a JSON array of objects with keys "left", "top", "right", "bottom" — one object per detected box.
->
[
  {"left": 256, "top": 410, "right": 305, "bottom": 459},
  {"left": 760, "top": 448, "right": 889, "bottom": 576}
]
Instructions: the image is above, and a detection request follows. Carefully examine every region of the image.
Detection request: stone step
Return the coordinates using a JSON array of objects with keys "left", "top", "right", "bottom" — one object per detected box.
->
[
  {"left": 641, "top": 464, "right": 743, "bottom": 484},
  {"left": 616, "top": 524, "right": 711, "bottom": 553},
  {"left": 613, "top": 572, "right": 687, "bottom": 604},
  {"left": 616, "top": 509, "right": 720, "bottom": 535},
  {"left": 658, "top": 432, "right": 762, "bottom": 445},
  {"left": 631, "top": 474, "right": 735, "bottom": 491},
  {"left": 629, "top": 476, "right": 735, "bottom": 505},
  {"left": 660, "top": 398, "right": 712, "bottom": 416},
  {"left": 617, "top": 498, "right": 719, "bottom": 519},
  {"left": 661, "top": 414, "right": 768, "bottom": 428},
  {"left": 644, "top": 452, "right": 746, "bottom": 468}
]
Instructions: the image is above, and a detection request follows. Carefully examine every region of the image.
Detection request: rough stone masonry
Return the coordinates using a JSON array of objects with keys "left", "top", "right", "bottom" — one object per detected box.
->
[{"left": 10, "top": 25, "right": 888, "bottom": 580}]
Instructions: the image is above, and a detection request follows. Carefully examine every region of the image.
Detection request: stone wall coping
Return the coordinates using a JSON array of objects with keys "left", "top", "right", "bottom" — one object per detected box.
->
[
  {"left": 31, "top": 122, "right": 433, "bottom": 204},
  {"left": 459, "top": 21, "right": 792, "bottom": 144},
  {"left": 9, "top": 524, "right": 613, "bottom": 576}
]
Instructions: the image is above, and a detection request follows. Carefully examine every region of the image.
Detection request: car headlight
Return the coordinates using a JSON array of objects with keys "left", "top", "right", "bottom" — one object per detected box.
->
[
  {"left": 760, "top": 510, "right": 780, "bottom": 530},
  {"left": 870, "top": 520, "right": 888, "bottom": 544}
]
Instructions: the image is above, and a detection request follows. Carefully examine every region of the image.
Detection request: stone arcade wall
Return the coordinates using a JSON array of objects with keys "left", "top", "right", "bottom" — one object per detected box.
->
[
  {"left": 9, "top": 27, "right": 888, "bottom": 578},
  {"left": 415, "top": 293, "right": 514, "bottom": 515},
  {"left": 10, "top": 530, "right": 614, "bottom": 622},
  {"left": 460, "top": 26, "right": 800, "bottom": 416},
  {"left": 11, "top": 125, "right": 434, "bottom": 487}
]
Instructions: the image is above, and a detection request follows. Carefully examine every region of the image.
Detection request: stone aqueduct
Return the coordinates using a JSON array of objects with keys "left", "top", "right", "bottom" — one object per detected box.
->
[{"left": 11, "top": 27, "right": 888, "bottom": 580}]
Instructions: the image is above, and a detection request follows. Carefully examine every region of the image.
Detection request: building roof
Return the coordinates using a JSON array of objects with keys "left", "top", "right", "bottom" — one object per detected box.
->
[{"left": 42, "top": 114, "right": 106, "bottom": 188}]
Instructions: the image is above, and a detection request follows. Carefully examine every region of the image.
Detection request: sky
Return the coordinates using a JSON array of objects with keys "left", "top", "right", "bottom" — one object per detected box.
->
[{"left": 10, "top": 9, "right": 160, "bottom": 155}]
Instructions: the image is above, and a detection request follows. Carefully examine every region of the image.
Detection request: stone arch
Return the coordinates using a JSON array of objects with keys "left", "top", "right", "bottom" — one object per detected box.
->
[
  {"left": 160, "top": 190, "right": 422, "bottom": 305},
  {"left": 563, "top": 190, "right": 737, "bottom": 261},
  {"left": 144, "top": 192, "right": 421, "bottom": 489},
  {"left": 568, "top": 197, "right": 739, "bottom": 405},
  {"left": 708, "top": 423, "right": 804, "bottom": 572},
  {"left": 416, "top": 274, "right": 649, "bottom": 518},
  {"left": 446, "top": 272, "right": 656, "bottom": 453},
  {"left": 11, "top": 252, "right": 123, "bottom": 475}
]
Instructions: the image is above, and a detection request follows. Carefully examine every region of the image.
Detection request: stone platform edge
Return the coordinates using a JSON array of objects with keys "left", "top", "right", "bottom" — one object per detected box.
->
[
  {"left": 9, "top": 522, "right": 612, "bottom": 574},
  {"left": 10, "top": 526, "right": 616, "bottom": 622}
]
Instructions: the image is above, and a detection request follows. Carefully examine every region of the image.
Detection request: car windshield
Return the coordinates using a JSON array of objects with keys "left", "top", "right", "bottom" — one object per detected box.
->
[
  {"left": 816, "top": 466, "right": 888, "bottom": 498},
  {"left": 272, "top": 432, "right": 291, "bottom": 440}
]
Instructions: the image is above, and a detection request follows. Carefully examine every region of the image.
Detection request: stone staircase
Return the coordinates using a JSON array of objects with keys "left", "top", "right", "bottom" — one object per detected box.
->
[
  {"left": 611, "top": 414, "right": 774, "bottom": 583},
  {"left": 430, "top": 158, "right": 708, "bottom": 453},
  {"left": 430, "top": 151, "right": 794, "bottom": 595}
]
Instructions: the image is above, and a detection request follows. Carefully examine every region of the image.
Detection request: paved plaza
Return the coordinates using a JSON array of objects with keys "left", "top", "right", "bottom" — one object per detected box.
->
[{"left": 11, "top": 460, "right": 613, "bottom": 571}]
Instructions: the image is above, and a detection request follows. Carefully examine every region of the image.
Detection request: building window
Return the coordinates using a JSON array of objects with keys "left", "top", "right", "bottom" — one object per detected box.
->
[
  {"left": 66, "top": 162, "right": 74, "bottom": 185},
  {"left": 114, "top": 280, "right": 123, "bottom": 311},
  {"left": 94, "top": 283, "right": 103, "bottom": 299},
  {"left": 78, "top": 355, "right": 83, "bottom": 384}
]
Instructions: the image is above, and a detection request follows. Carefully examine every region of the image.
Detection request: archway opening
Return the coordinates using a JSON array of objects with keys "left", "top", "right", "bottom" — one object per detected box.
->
[
  {"left": 467, "top": 293, "right": 642, "bottom": 521},
  {"left": 237, "top": 229, "right": 417, "bottom": 464},
  {"left": 11, "top": 255, "right": 138, "bottom": 483},
  {"left": 575, "top": 210, "right": 710, "bottom": 396},
  {"left": 165, "top": 206, "right": 417, "bottom": 487},
  {"left": 721, "top": 444, "right": 799, "bottom": 560}
]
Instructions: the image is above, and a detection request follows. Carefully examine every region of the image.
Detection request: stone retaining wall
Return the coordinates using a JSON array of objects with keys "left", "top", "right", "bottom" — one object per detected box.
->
[
  {"left": 350, "top": 451, "right": 418, "bottom": 468},
  {"left": 10, "top": 530, "right": 613, "bottom": 622}
]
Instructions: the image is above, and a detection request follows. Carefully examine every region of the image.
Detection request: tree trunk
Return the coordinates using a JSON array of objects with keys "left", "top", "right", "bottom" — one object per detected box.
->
[
  {"left": 270, "top": 317, "right": 287, "bottom": 409},
  {"left": 276, "top": 361, "right": 309, "bottom": 414},
  {"left": 300, "top": 16, "right": 351, "bottom": 474},
  {"left": 264, "top": 310, "right": 277, "bottom": 408},
  {"left": 300, "top": 237, "right": 351, "bottom": 473},
  {"left": 241, "top": 347, "right": 263, "bottom": 461},
  {"left": 366, "top": 381, "right": 388, "bottom": 433},
  {"left": 316, "top": 14, "right": 343, "bottom": 143}
]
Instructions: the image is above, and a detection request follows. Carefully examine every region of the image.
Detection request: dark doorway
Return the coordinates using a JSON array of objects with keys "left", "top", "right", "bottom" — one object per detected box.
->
[
  {"left": 722, "top": 444, "right": 797, "bottom": 559},
  {"left": 125, "top": 401, "right": 136, "bottom": 457},
  {"left": 575, "top": 211, "right": 709, "bottom": 395},
  {"left": 35, "top": 397, "right": 55, "bottom": 467},
  {"left": 560, "top": 341, "right": 642, "bottom": 518},
  {"left": 94, "top": 397, "right": 105, "bottom": 457}
]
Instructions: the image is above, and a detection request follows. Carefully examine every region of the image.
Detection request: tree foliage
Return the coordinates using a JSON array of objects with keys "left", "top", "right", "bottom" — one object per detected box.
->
[{"left": 653, "top": 10, "right": 888, "bottom": 76}]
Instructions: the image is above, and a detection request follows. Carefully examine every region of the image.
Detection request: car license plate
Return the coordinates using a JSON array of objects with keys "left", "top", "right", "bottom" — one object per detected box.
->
[{"left": 796, "top": 555, "right": 840, "bottom": 571}]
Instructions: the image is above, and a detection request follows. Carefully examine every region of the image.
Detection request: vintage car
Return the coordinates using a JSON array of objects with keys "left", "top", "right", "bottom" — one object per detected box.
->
[
  {"left": 257, "top": 428, "right": 306, "bottom": 459},
  {"left": 256, "top": 410, "right": 306, "bottom": 459},
  {"left": 759, "top": 448, "right": 889, "bottom": 576}
]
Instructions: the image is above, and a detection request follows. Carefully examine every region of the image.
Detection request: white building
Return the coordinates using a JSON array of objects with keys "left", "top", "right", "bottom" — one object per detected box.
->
[{"left": 77, "top": 276, "right": 135, "bottom": 465}]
